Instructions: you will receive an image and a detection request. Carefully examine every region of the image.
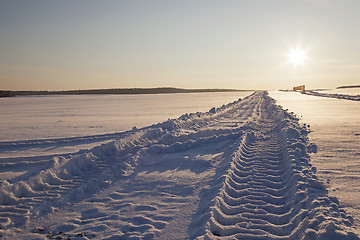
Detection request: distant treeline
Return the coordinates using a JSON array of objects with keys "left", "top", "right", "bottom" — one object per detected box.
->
[
  {"left": 0, "top": 87, "right": 248, "bottom": 98},
  {"left": 337, "top": 85, "right": 360, "bottom": 89}
]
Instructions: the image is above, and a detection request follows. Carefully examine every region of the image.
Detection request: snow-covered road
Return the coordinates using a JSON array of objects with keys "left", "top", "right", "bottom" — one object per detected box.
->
[{"left": 1, "top": 92, "right": 358, "bottom": 239}]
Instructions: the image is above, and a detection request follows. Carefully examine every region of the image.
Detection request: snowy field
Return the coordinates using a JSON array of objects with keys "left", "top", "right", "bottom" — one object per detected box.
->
[
  {"left": 0, "top": 92, "right": 250, "bottom": 158},
  {"left": 0, "top": 92, "right": 253, "bottom": 142},
  {"left": 1, "top": 91, "right": 359, "bottom": 239},
  {"left": 270, "top": 91, "right": 360, "bottom": 232}
]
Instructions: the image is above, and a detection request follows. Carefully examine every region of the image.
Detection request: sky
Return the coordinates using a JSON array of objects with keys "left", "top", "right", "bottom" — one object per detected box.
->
[{"left": 1, "top": 0, "right": 360, "bottom": 91}]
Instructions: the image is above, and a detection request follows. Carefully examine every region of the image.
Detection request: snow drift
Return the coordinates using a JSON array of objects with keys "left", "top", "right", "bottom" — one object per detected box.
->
[{"left": 302, "top": 90, "right": 360, "bottom": 101}]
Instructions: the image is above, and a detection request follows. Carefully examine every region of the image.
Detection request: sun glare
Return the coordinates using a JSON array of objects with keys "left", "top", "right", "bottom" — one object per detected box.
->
[{"left": 288, "top": 48, "right": 307, "bottom": 66}]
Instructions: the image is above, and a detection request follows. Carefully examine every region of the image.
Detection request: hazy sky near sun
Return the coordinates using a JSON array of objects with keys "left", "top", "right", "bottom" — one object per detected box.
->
[{"left": 1, "top": 0, "right": 360, "bottom": 90}]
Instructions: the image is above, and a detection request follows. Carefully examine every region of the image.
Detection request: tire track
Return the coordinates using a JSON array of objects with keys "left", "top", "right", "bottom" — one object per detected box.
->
[
  {"left": 200, "top": 92, "right": 358, "bottom": 239},
  {"left": 1, "top": 91, "right": 358, "bottom": 239}
]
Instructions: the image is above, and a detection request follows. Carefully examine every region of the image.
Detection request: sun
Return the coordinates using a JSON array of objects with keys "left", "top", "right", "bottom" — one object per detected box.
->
[{"left": 288, "top": 47, "right": 307, "bottom": 66}]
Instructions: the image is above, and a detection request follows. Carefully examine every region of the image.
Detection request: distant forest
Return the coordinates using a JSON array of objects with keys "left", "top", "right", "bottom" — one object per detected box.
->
[{"left": 0, "top": 87, "right": 248, "bottom": 98}]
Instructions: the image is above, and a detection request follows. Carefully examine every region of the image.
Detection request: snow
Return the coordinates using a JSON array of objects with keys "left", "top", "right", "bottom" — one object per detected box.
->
[
  {"left": 0, "top": 92, "right": 251, "bottom": 142},
  {"left": 270, "top": 91, "right": 360, "bottom": 233},
  {"left": 1, "top": 91, "right": 359, "bottom": 239},
  {"left": 0, "top": 92, "right": 250, "bottom": 158},
  {"left": 302, "top": 90, "right": 360, "bottom": 101},
  {"left": 318, "top": 88, "right": 360, "bottom": 96}
]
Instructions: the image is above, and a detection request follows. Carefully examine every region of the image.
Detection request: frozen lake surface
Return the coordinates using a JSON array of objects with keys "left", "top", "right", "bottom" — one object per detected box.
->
[
  {"left": 0, "top": 92, "right": 252, "bottom": 158},
  {"left": 0, "top": 92, "right": 252, "bottom": 142},
  {"left": 0, "top": 91, "right": 359, "bottom": 239},
  {"left": 270, "top": 91, "right": 360, "bottom": 230}
]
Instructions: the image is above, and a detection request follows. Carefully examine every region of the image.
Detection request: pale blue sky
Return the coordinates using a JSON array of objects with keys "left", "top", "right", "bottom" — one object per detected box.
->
[{"left": 1, "top": 0, "right": 359, "bottom": 90}]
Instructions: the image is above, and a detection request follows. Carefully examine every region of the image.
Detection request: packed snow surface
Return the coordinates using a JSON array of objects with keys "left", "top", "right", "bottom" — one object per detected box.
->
[{"left": 1, "top": 91, "right": 358, "bottom": 239}]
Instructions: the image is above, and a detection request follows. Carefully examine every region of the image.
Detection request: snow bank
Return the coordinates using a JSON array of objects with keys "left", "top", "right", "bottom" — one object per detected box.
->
[{"left": 302, "top": 90, "right": 360, "bottom": 101}]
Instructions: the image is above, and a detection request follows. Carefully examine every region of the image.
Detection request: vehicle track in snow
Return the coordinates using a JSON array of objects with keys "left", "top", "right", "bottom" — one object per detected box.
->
[
  {"left": 207, "top": 101, "right": 308, "bottom": 238},
  {"left": 199, "top": 92, "right": 358, "bottom": 239},
  {"left": 0, "top": 91, "right": 359, "bottom": 239}
]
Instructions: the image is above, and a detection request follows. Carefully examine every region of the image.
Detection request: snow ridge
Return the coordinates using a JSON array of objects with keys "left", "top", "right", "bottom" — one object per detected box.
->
[{"left": 302, "top": 90, "right": 360, "bottom": 101}]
